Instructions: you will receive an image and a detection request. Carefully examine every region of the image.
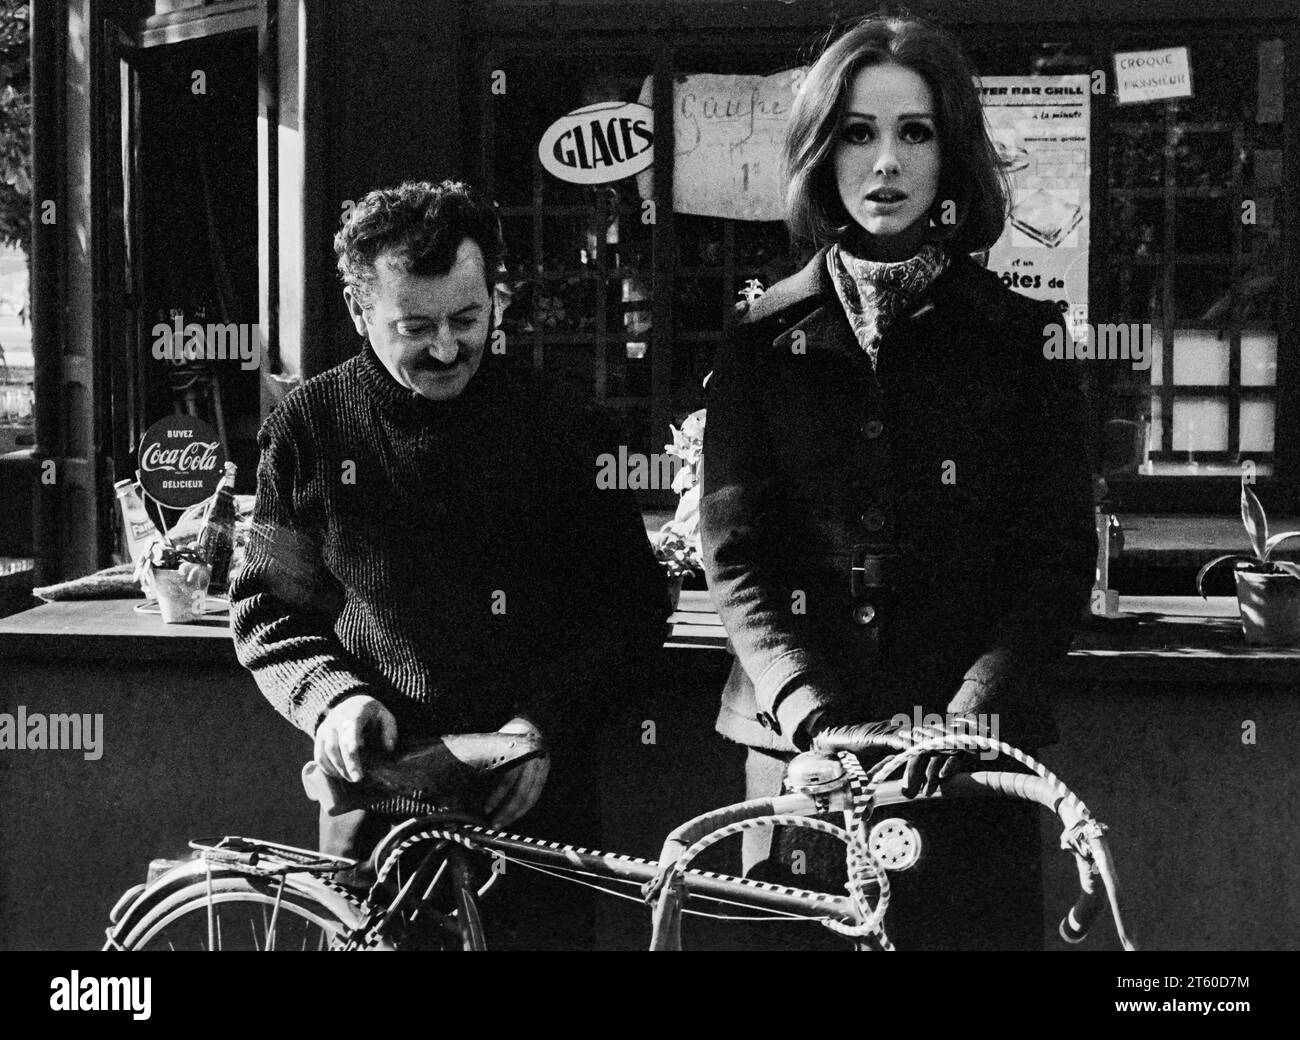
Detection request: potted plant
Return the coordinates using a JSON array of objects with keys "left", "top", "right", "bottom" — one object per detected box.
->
[
  {"left": 135, "top": 540, "right": 212, "bottom": 624},
  {"left": 654, "top": 409, "right": 706, "bottom": 610},
  {"left": 1196, "top": 477, "right": 1300, "bottom": 645}
]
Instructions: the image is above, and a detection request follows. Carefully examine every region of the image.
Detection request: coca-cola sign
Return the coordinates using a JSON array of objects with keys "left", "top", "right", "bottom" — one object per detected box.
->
[{"left": 137, "top": 415, "right": 226, "bottom": 507}]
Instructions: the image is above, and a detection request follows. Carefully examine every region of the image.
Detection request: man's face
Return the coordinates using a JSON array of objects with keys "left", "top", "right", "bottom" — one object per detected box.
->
[{"left": 344, "top": 238, "right": 493, "bottom": 402}]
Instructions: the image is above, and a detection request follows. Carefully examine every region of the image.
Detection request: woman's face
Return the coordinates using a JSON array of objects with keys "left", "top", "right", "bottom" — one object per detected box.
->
[{"left": 832, "top": 62, "right": 942, "bottom": 260}]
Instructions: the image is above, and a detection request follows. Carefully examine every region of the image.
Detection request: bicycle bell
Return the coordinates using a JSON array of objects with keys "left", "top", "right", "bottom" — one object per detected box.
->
[{"left": 784, "top": 750, "right": 847, "bottom": 796}]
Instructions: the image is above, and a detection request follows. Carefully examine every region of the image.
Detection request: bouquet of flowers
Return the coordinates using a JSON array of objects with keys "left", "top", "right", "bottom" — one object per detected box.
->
[{"left": 654, "top": 409, "right": 706, "bottom": 581}]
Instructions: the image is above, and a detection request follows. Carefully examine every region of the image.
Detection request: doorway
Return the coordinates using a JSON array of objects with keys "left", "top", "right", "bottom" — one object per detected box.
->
[{"left": 111, "top": 30, "right": 259, "bottom": 513}]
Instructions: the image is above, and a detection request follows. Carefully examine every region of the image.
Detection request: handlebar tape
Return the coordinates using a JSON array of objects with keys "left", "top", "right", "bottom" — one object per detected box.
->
[{"left": 1060, "top": 889, "right": 1106, "bottom": 944}]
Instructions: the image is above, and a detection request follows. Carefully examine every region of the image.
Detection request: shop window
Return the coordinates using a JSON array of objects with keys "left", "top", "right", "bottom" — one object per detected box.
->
[
  {"left": 474, "top": 20, "right": 1293, "bottom": 511},
  {"left": 480, "top": 52, "right": 658, "bottom": 464},
  {"left": 1103, "top": 36, "right": 1286, "bottom": 485},
  {"left": 0, "top": 245, "right": 33, "bottom": 453}
]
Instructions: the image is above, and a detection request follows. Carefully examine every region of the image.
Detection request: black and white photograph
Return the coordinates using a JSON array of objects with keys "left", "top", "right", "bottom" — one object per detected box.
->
[{"left": 0, "top": 0, "right": 1294, "bottom": 1001}]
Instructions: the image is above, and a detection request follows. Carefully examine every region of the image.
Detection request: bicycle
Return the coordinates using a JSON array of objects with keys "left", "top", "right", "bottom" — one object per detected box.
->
[{"left": 103, "top": 724, "right": 1139, "bottom": 951}]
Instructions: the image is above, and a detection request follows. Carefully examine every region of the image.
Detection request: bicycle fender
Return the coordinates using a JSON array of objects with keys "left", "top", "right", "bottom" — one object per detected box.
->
[{"left": 103, "top": 859, "right": 365, "bottom": 950}]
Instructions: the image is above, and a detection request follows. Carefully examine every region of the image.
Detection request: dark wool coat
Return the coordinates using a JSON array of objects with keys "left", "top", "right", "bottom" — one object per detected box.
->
[{"left": 701, "top": 246, "right": 1097, "bottom": 755}]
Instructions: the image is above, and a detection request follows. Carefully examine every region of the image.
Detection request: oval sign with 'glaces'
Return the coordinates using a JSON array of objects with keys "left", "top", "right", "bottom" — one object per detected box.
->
[{"left": 538, "top": 101, "right": 654, "bottom": 184}]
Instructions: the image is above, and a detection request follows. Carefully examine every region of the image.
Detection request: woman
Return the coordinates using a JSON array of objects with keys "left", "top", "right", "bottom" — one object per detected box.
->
[{"left": 700, "top": 14, "right": 1097, "bottom": 950}]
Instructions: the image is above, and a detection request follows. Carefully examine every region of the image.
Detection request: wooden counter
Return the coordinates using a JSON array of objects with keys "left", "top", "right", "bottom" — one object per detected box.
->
[
  {"left": 668, "top": 590, "right": 1300, "bottom": 682},
  {"left": 0, "top": 593, "right": 1296, "bottom": 951},
  {"left": 4, "top": 592, "right": 1299, "bottom": 679},
  {"left": 0, "top": 596, "right": 236, "bottom": 662}
]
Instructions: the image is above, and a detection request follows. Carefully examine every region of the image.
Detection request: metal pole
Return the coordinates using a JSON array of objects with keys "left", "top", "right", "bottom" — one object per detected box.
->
[{"left": 29, "top": 0, "right": 63, "bottom": 584}]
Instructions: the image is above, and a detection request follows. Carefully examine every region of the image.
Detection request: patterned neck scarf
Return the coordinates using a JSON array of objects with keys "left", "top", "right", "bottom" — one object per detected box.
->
[{"left": 826, "top": 240, "right": 950, "bottom": 370}]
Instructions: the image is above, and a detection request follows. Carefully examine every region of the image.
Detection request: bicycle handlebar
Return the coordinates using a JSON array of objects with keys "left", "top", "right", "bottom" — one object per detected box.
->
[{"left": 649, "top": 759, "right": 1136, "bottom": 950}]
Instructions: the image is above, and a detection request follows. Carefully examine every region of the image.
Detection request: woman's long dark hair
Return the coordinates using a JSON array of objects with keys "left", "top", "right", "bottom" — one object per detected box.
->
[{"left": 784, "top": 12, "right": 1009, "bottom": 254}]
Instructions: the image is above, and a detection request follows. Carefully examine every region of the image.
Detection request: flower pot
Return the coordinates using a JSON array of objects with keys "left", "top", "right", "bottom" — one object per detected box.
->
[
  {"left": 145, "top": 562, "right": 211, "bottom": 624},
  {"left": 1234, "top": 569, "right": 1300, "bottom": 646}
]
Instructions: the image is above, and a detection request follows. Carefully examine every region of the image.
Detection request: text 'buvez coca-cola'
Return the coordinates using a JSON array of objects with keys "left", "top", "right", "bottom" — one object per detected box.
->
[
  {"left": 139, "top": 441, "right": 220, "bottom": 473},
  {"left": 136, "top": 415, "right": 227, "bottom": 508}
]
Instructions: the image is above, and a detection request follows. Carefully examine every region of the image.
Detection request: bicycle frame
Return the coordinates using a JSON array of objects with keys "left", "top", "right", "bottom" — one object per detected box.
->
[{"left": 105, "top": 735, "right": 1139, "bottom": 952}]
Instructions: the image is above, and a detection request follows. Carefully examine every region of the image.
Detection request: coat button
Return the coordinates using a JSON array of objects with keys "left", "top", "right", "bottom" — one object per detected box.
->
[
  {"left": 853, "top": 603, "right": 877, "bottom": 625},
  {"left": 863, "top": 419, "right": 884, "bottom": 440},
  {"left": 860, "top": 508, "right": 886, "bottom": 532}
]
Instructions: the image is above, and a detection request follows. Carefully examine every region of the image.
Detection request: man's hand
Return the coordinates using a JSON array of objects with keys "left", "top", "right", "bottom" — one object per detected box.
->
[
  {"left": 314, "top": 694, "right": 398, "bottom": 783},
  {"left": 483, "top": 717, "right": 550, "bottom": 828}
]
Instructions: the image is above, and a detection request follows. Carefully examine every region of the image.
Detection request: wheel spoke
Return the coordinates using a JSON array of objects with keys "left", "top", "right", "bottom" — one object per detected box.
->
[
  {"left": 128, "top": 882, "right": 350, "bottom": 951},
  {"left": 266, "top": 878, "right": 286, "bottom": 951}
]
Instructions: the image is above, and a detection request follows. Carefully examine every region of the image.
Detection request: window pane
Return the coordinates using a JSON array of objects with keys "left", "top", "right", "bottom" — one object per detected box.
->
[
  {"left": 734, "top": 221, "right": 791, "bottom": 272},
  {"left": 1171, "top": 329, "right": 1230, "bottom": 386},
  {"left": 1247, "top": 146, "right": 1283, "bottom": 189},
  {"left": 1109, "top": 265, "right": 1162, "bottom": 324},
  {"left": 543, "top": 343, "right": 595, "bottom": 394},
  {"left": 1242, "top": 192, "right": 1279, "bottom": 259},
  {"left": 674, "top": 276, "right": 719, "bottom": 334},
  {"left": 1174, "top": 197, "right": 1233, "bottom": 255},
  {"left": 1173, "top": 265, "right": 1232, "bottom": 323},
  {"left": 1108, "top": 128, "right": 1164, "bottom": 189},
  {"left": 1257, "top": 40, "right": 1284, "bottom": 123},
  {"left": 677, "top": 215, "right": 727, "bottom": 269},
  {"left": 1171, "top": 129, "right": 1233, "bottom": 190},
  {"left": 1176, "top": 39, "right": 1256, "bottom": 124},
  {"left": 1240, "top": 400, "right": 1275, "bottom": 453},
  {"left": 1242, "top": 259, "right": 1281, "bottom": 325},
  {"left": 1241, "top": 331, "right": 1277, "bottom": 386},
  {"left": 0, "top": 247, "right": 32, "bottom": 439},
  {"left": 501, "top": 215, "right": 535, "bottom": 275},
  {"left": 605, "top": 340, "right": 651, "bottom": 396},
  {"left": 1109, "top": 196, "right": 1165, "bottom": 258},
  {"left": 1171, "top": 397, "right": 1229, "bottom": 453}
]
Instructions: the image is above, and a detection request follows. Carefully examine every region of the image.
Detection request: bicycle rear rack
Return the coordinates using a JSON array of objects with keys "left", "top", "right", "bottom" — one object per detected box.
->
[{"left": 187, "top": 836, "right": 359, "bottom": 877}]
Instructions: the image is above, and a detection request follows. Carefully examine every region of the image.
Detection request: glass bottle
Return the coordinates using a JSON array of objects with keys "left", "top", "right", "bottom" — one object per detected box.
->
[
  {"left": 196, "top": 461, "right": 238, "bottom": 593},
  {"left": 115, "top": 478, "right": 162, "bottom": 568}
]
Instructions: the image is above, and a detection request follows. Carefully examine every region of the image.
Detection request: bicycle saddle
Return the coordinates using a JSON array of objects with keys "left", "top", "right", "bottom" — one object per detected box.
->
[{"left": 301, "top": 732, "right": 548, "bottom": 816}]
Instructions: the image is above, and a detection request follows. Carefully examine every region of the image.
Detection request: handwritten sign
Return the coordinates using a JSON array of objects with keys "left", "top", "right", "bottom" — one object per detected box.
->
[
  {"left": 1114, "top": 47, "right": 1193, "bottom": 105},
  {"left": 636, "top": 70, "right": 804, "bottom": 222}
]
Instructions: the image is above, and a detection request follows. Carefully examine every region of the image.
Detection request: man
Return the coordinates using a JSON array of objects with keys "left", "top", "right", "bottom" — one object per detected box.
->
[{"left": 229, "top": 180, "right": 668, "bottom": 948}]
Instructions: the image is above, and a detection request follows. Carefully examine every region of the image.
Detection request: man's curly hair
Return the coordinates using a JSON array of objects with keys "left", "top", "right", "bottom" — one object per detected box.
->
[{"left": 334, "top": 180, "right": 505, "bottom": 305}]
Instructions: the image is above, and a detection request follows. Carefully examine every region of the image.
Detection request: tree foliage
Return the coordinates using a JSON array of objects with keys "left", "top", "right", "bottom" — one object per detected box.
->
[{"left": 0, "top": 3, "right": 31, "bottom": 257}]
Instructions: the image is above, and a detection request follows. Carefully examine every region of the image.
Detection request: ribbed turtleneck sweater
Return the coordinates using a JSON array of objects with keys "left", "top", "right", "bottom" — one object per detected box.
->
[{"left": 229, "top": 344, "right": 668, "bottom": 757}]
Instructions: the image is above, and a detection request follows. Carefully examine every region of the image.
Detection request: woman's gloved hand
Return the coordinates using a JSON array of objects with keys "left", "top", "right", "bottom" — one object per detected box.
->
[{"left": 802, "top": 707, "right": 981, "bottom": 798}]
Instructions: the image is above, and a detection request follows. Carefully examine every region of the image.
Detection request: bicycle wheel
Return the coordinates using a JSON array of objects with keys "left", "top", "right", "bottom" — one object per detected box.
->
[{"left": 109, "top": 864, "right": 381, "bottom": 951}]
